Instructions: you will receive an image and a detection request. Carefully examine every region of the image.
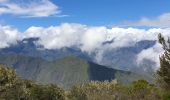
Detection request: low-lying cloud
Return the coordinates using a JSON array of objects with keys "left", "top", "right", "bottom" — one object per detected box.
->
[
  {"left": 137, "top": 42, "right": 163, "bottom": 69},
  {"left": 0, "top": 23, "right": 170, "bottom": 68},
  {"left": 0, "top": 25, "right": 21, "bottom": 48}
]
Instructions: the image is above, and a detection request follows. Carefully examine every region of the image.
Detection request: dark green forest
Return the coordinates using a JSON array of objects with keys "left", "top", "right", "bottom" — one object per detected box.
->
[{"left": 0, "top": 34, "right": 170, "bottom": 100}]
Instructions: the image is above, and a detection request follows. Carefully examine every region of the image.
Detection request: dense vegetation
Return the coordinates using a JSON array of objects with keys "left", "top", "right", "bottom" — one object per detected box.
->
[
  {"left": 0, "top": 64, "right": 169, "bottom": 100},
  {"left": 0, "top": 34, "right": 170, "bottom": 100}
]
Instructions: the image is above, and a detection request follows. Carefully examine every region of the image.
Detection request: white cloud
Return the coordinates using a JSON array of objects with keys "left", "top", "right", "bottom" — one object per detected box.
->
[
  {"left": 81, "top": 27, "right": 108, "bottom": 53},
  {"left": 121, "top": 13, "right": 170, "bottom": 27},
  {"left": 0, "top": 25, "right": 21, "bottom": 48},
  {"left": 0, "top": 23, "right": 170, "bottom": 68},
  {"left": 24, "top": 23, "right": 170, "bottom": 53},
  {"left": 25, "top": 23, "right": 170, "bottom": 68},
  {"left": 137, "top": 42, "right": 163, "bottom": 69},
  {"left": 24, "top": 23, "right": 87, "bottom": 49},
  {"left": 0, "top": 0, "right": 61, "bottom": 17}
]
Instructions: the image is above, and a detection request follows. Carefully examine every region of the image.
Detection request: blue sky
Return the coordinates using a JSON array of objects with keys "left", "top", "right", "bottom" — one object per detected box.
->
[{"left": 0, "top": 0, "right": 170, "bottom": 31}]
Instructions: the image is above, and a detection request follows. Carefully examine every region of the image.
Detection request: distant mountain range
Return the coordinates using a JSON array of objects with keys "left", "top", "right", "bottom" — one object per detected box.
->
[
  {"left": 0, "top": 38, "right": 156, "bottom": 73},
  {"left": 0, "top": 38, "right": 156, "bottom": 88}
]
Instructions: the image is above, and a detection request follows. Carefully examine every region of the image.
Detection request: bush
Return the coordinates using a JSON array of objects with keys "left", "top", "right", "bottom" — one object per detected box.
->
[
  {"left": 30, "top": 84, "right": 65, "bottom": 100},
  {"left": 0, "top": 64, "right": 31, "bottom": 99},
  {"left": 68, "top": 80, "right": 117, "bottom": 100},
  {"left": 68, "top": 80, "right": 163, "bottom": 100},
  {"left": 128, "top": 80, "right": 161, "bottom": 100}
]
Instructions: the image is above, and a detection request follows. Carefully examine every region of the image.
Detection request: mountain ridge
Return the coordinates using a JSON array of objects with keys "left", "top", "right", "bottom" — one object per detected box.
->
[
  {"left": 0, "top": 38, "right": 156, "bottom": 74},
  {"left": 0, "top": 52, "right": 152, "bottom": 88}
]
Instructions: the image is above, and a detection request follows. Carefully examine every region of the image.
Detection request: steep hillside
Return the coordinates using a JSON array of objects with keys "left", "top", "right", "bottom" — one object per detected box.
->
[{"left": 0, "top": 53, "right": 151, "bottom": 88}]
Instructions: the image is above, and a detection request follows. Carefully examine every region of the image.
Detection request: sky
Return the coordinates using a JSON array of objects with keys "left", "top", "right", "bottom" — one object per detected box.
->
[
  {"left": 0, "top": 0, "right": 170, "bottom": 31},
  {"left": 0, "top": 0, "right": 170, "bottom": 68}
]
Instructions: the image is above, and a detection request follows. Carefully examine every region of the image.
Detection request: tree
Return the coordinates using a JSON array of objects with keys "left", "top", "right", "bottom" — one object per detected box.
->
[
  {"left": 129, "top": 80, "right": 161, "bottom": 100},
  {"left": 157, "top": 33, "right": 170, "bottom": 91}
]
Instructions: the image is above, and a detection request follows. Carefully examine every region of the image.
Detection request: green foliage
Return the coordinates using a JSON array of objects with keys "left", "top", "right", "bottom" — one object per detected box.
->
[
  {"left": 30, "top": 84, "right": 65, "bottom": 100},
  {"left": 128, "top": 80, "right": 161, "bottom": 100},
  {"left": 157, "top": 33, "right": 170, "bottom": 91},
  {"left": 0, "top": 64, "right": 169, "bottom": 100},
  {"left": 68, "top": 80, "right": 162, "bottom": 100},
  {"left": 0, "top": 64, "right": 30, "bottom": 100},
  {"left": 0, "top": 64, "right": 17, "bottom": 90},
  {"left": 68, "top": 80, "right": 118, "bottom": 100}
]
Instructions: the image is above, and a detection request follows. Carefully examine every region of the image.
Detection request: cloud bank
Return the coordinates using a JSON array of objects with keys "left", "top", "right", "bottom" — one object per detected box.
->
[
  {"left": 0, "top": 23, "right": 170, "bottom": 68},
  {"left": 0, "top": 25, "right": 21, "bottom": 48},
  {"left": 24, "top": 24, "right": 170, "bottom": 51},
  {"left": 137, "top": 42, "right": 163, "bottom": 68},
  {"left": 0, "top": 0, "right": 61, "bottom": 17}
]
